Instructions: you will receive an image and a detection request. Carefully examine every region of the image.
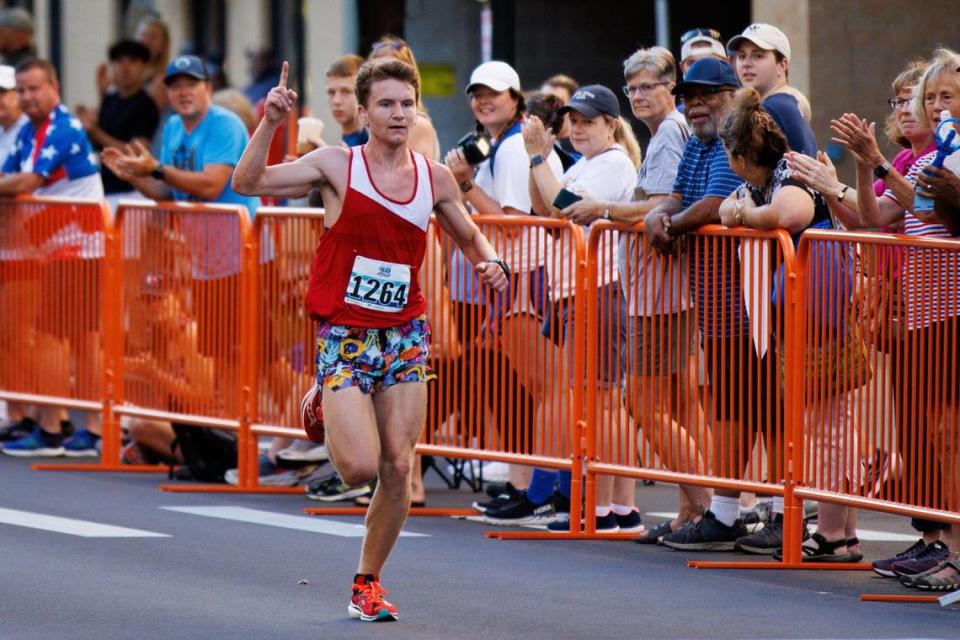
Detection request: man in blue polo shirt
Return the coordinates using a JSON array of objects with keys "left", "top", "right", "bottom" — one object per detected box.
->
[{"left": 644, "top": 58, "right": 768, "bottom": 552}]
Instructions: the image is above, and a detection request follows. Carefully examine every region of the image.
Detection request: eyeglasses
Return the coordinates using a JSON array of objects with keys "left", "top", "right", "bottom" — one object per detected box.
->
[
  {"left": 678, "top": 87, "right": 734, "bottom": 103},
  {"left": 680, "top": 27, "right": 722, "bottom": 45},
  {"left": 888, "top": 97, "right": 912, "bottom": 110},
  {"left": 622, "top": 81, "right": 671, "bottom": 97}
]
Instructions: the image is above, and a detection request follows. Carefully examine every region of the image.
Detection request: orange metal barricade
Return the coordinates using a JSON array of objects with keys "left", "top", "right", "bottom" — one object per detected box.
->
[
  {"left": 578, "top": 222, "right": 813, "bottom": 550},
  {"left": 111, "top": 202, "right": 256, "bottom": 491},
  {"left": 793, "top": 230, "right": 960, "bottom": 526},
  {"left": 0, "top": 196, "right": 134, "bottom": 472}
]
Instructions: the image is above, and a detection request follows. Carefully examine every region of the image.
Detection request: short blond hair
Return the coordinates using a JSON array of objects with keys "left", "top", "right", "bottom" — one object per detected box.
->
[{"left": 913, "top": 48, "right": 960, "bottom": 129}]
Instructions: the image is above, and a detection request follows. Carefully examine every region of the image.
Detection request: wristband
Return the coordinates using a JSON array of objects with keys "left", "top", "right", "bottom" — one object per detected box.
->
[
  {"left": 150, "top": 164, "right": 166, "bottom": 181},
  {"left": 602, "top": 203, "right": 612, "bottom": 220},
  {"left": 485, "top": 257, "right": 511, "bottom": 278}
]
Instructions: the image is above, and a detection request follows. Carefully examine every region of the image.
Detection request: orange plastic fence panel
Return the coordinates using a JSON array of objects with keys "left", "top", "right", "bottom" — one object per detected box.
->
[
  {"left": 795, "top": 229, "right": 960, "bottom": 525},
  {"left": 113, "top": 201, "right": 252, "bottom": 481},
  {"left": 0, "top": 196, "right": 118, "bottom": 458}
]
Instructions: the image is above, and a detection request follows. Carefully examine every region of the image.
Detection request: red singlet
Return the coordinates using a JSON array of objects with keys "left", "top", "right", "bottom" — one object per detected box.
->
[{"left": 305, "top": 145, "right": 435, "bottom": 328}]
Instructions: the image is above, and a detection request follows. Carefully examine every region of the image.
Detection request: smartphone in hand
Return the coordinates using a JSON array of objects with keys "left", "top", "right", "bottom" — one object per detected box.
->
[{"left": 552, "top": 188, "right": 583, "bottom": 210}]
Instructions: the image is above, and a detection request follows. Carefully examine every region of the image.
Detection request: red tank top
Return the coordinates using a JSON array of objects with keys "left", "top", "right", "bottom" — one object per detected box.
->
[{"left": 306, "top": 145, "right": 435, "bottom": 327}]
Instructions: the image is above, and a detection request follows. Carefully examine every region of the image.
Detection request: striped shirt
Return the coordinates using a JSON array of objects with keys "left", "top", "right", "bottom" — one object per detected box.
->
[
  {"left": 673, "top": 135, "right": 746, "bottom": 338},
  {"left": 884, "top": 151, "right": 960, "bottom": 330}
]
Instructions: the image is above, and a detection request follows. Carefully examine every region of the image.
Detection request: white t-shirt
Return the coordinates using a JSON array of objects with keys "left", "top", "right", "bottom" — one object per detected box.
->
[
  {"left": 551, "top": 144, "right": 635, "bottom": 300},
  {"left": 473, "top": 132, "right": 562, "bottom": 271}
]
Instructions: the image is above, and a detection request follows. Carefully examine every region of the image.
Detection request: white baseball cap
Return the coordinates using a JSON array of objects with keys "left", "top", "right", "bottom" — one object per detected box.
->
[
  {"left": 680, "top": 37, "right": 727, "bottom": 64},
  {"left": 0, "top": 65, "right": 14, "bottom": 90},
  {"left": 465, "top": 61, "right": 521, "bottom": 95},
  {"left": 727, "top": 23, "right": 791, "bottom": 61}
]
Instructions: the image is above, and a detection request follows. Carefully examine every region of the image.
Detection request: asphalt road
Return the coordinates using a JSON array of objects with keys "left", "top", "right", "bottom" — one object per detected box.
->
[{"left": 0, "top": 456, "right": 955, "bottom": 640}]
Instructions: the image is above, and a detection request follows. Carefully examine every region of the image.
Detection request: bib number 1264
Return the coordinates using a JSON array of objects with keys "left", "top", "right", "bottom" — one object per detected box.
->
[{"left": 344, "top": 255, "right": 410, "bottom": 313}]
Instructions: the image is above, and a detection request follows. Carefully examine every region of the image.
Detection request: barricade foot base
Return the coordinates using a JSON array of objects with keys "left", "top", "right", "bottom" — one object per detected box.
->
[
  {"left": 484, "top": 531, "right": 638, "bottom": 540},
  {"left": 304, "top": 507, "right": 476, "bottom": 517},
  {"left": 860, "top": 594, "right": 940, "bottom": 603},
  {"left": 688, "top": 560, "right": 871, "bottom": 570},
  {"left": 159, "top": 484, "right": 302, "bottom": 493},
  {"left": 32, "top": 463, "right": 167, "bottom": 473}
]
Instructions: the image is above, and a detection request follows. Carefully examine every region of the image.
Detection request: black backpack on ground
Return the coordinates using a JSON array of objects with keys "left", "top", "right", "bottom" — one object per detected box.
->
[{"left": 169, "top": 423, "right": 238, "bottom": 483}]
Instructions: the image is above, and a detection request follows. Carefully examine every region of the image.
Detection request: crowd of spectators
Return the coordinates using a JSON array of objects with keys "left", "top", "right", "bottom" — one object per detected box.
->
[{"left": 0, "top": 7, "right": 958, "bottom": 594}]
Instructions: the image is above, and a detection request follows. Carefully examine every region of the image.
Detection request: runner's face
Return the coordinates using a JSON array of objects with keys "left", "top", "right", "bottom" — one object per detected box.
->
[
  {"left": 470, "top": 86, "right": 518, "bottom": 134},
  {"left": 326, "top": 74, "right": 359, "bottom": 126},
  {"left": 165, "top": 76, "right": 212, "bottom": 122},
  {"left": 15, "top": 68, "right": 59, "bottom": 122},
  {"left": 735, "top": 43, "right": 785, "bottom": 96},
  {"left": 359, "top": 78, "right": 417, "bottom": 147}
]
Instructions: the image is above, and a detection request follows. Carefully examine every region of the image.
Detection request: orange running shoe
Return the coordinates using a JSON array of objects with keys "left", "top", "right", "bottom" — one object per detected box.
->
[{"left": 348, "top": 574, "right": 398, "bottom": 622}]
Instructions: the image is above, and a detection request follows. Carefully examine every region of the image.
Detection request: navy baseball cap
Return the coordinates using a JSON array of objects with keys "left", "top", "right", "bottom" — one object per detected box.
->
[
  {"left": 164, "top": 55, "right": 209, "bottom": 85},
  {"left": 672, "top": 58, "right": 740, "bottom": 96},
  {"left": 559, "top": 84, "right": 620, "bottom": 119}
]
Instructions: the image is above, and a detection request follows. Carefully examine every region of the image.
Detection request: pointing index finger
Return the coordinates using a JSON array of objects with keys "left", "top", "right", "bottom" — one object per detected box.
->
[{"left": 278, "top": 61, "right": 289, "bottom": 88}]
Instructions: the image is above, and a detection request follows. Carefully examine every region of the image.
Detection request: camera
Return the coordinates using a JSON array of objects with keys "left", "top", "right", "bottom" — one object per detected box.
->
[{"left": 456, "top": 130, "right": 494, "bottom": 165}]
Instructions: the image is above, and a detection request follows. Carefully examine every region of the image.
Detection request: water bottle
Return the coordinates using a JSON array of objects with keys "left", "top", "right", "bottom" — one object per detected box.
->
[{"left": 914, "top": 110, "right": 960, "bottom": 213}]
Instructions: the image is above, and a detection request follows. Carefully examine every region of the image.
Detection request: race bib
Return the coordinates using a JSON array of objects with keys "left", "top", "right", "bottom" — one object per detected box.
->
[{"left": 344, "top": 255, "right": 411, "bottom": 313}]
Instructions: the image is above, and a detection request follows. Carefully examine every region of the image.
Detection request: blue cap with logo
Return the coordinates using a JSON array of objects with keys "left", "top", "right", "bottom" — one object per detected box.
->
[
  {"left": 672, "top": 58, "right": 740, "bottom": 96},
  {"left": 559, "top": 84, "right": 620, "bottom": 119},
  {"left": 163, "top": 55, "right": 209, "bottom": 85}
]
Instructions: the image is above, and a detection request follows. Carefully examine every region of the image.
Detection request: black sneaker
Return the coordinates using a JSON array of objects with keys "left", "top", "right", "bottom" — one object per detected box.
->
[
  {"left": 305, "top": 472, "right": 373, "bottom": 502},
  {"left": 872, "top": 539, "right": 926, "bottom": 578},
  {"left": 736, "top": 514, "right": 784, "bottom": 555},
  {"left": 614, "top": 509, "right": 644, "bottom": 533},
  {"left": 0, "top": 417, "right": 37, "bottom": 442},
  {"left": 484, "top": 481, "right": 516, "bottom": 499},
  {"left": 552, "top": 491, "right": 571, "bottom": 514},
  {"left": 661, "top": 510, "right": 747, "bottom": 551},
  {"left": 481, "top": 492, "right": 559, "bottom": 525},
  {"left": 473, "top": 483, "right": 522, "bottom": 513},
  {"left": 546, "top": 511, "right": 620, "bottom": 533}
]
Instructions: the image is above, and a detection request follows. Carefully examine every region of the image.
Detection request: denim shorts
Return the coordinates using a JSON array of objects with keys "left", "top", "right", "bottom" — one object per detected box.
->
[{"left": 315, "top": 315, "right": 436, "bottom": 394}]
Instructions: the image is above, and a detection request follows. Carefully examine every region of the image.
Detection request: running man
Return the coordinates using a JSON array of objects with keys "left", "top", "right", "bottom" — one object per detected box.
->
[{"left": 233, "top": 59, "right": 509, "bottom": 622}]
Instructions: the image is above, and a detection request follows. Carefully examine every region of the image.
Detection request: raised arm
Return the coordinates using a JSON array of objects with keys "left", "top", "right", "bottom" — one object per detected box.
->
[
  {"left": 232, "top": 61, "right": 334, "bottom": 198},
  {"left": 431, "top": 161, "right": 508, "bottom": 293}
]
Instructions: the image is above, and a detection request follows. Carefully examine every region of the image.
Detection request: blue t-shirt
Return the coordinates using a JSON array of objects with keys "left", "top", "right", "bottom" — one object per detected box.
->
[
  {"left": 762, "top": 93, "right": 817, "bottom": 157},
  {"left": 343, "top": 129, "right": 369, "bottom": 147},
  {"left": 672, "top": 134, "right": 748, "bottom": 339},
  {"left": 4, "top": 104, "right": 103, "bottom": 198},
  {"left": 159, "top": 104, "right": 259, "bottom": 212}
]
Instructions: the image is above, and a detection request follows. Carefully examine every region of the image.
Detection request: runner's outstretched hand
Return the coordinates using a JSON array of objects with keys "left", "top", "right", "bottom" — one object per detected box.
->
[
  {"left": 264, "top": 61, "right": 298, "bottom": 126},
  {"left": 476, "top": 260, "right": 509, "bottom": 293}
]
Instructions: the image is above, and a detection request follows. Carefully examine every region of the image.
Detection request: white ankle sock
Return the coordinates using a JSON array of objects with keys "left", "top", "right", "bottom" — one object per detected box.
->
[
  {"left": 610, "top": 503, "right": 635, "bottom": 516},
  {"left": 772, "top": 497, "right": 784, "bottom": 514},
  {"left": 710, "top": 496, "right": 740, "bottom": 526},
  {"left": 596, "top": 505, "right": 612, "bottom": 517}
]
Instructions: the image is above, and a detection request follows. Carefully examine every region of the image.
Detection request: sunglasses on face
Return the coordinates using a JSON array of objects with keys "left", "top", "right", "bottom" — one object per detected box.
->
[{"left": 680, "top": 27, "right": 722, "bottom": 45}]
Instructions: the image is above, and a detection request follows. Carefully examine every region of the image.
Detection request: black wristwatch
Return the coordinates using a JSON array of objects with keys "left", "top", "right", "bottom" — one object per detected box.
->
[
  {"left": 150, "top": 164, "right": 166, "bottom": 181},
  {"left": 873, "top": 162, "right": 891, "bottom": 180},
  {"left": 486, "top": 258, "right": 511, "bottom": 278}
]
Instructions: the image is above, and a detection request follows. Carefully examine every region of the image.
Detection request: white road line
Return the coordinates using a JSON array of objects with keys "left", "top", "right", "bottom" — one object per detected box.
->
[
  {"left": 644, "top": 511, "right": 918, "bottom": 542},
  {"left": 160, "top": 506, "right": 429, "bottom": 538},
  {"left": 0, "top": 507, "right": 169, "bottom": 538}
]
